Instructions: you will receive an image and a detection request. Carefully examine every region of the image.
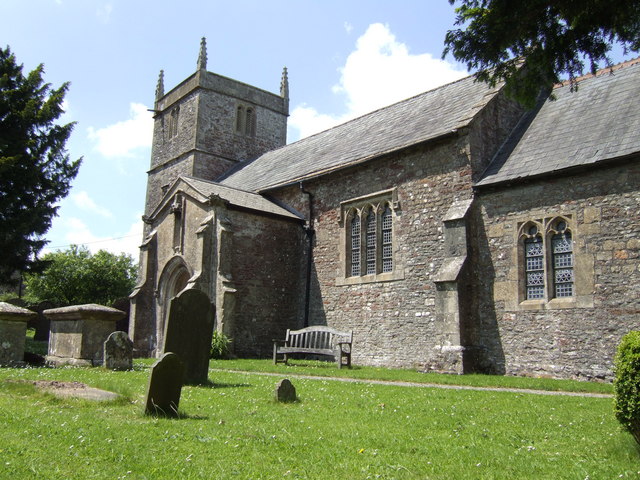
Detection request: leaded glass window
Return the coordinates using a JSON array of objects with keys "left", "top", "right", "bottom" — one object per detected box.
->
[
  {"left": 552, "top": 227, "right": 573, "bottom": 298},
  {"left": 350, "top": 214, "right": 360, "bottom": 276},
  {"left": 343, "top": 192, "right": 396, "bottom": 281},
  {"left": 366, "top": 210, "right": 376, "bottom": 275},
  {"left": 382, "top": 205, "right": 393, "bottom": 273},
  {"left": 524, "top": 230, "right": 544, "bottom": 300}
]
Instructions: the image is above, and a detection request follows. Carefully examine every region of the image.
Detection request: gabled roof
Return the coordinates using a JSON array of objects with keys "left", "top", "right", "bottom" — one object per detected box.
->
[
  {"left": 477, "top": 59, "right": 640, "bottom": 187},
  {"left": 219, "top": 73, "right": 502, "bottom": 192},
  {"left": 148, "top": 176, "right": 303, "bottom": 221}
]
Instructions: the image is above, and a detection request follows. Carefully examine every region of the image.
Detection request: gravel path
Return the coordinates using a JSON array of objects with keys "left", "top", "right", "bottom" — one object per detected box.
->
[{"left": 211, "top": 369, "right": 613, "bottom": 398}]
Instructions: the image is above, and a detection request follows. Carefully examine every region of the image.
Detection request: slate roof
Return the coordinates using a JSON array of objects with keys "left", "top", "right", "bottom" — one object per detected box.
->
[
  {"left": 477, "top": 60, "right": 640, "bottom": 187},
  {"left": 219, "top": 73, "right": 502, "bottom": 192},
  {"left": 153, "top": 176, "right": 303, "bottom": 221}
]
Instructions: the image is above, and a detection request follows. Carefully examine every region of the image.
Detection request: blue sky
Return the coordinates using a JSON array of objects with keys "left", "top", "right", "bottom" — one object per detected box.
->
[{"left": 1, "top": 1, "right": 634, "bottom": 259}]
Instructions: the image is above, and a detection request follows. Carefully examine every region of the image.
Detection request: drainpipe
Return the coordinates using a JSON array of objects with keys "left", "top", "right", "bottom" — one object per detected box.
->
[{"left": 300, "top": 182, "right": 314, "bottom": 328}]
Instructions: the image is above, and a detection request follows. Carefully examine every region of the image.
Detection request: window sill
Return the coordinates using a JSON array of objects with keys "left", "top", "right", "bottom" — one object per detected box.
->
[
  {"left": 517, "top": 297, "right": 579, "bottom": 310},
  {"left": 336, "top": 270, "right": 404, "bottom": 286}
]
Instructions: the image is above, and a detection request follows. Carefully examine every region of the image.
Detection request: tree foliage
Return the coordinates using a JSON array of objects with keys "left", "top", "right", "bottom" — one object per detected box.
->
[
  {"left": 443, "top": 0, "right": 640, "bottom": 106},
  {"left": 23, "top": 245, "right": 137, "bottom": 306},
  {"left": 614, "top": 331, "right": 640, "bottom": 445},
  {"left": 0, "top": 46, "right": 81, "bottom": 283}
]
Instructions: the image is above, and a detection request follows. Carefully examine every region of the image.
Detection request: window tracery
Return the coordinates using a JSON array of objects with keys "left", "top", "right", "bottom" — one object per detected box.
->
[
  {"left": 519, "top": 216, "right": 575, "bottom": 302},
  {"left": 344, "top": 193, "right": 396, "bottom": 281}
]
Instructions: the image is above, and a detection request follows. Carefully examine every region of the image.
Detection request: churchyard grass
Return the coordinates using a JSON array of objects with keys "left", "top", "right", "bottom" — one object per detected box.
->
[{"left": 0, "top": 361, "right": 637, "bottom": 479}]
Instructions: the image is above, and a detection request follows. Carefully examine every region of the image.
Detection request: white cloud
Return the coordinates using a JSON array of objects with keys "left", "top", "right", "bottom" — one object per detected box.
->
[
  {"left": 344, "top": 22, "right": 353, "bottom": 34},
  {"left": 71, "top": 191, "right": 113, "bottom": 218},
  {"left": 97, "top": 3, "right": 113, "bottom": 24},
  {"left": 52, "top": 216, "right": 143, "bottom": 259},
  {"left": 288, "top": 23, "right": 466, "bottom": 141},
  {"left": 288, "top": 104, "right": 345, "bottom": 140},
  {"left": 87, "top": 102, "right": 153, "bottom": 158}
]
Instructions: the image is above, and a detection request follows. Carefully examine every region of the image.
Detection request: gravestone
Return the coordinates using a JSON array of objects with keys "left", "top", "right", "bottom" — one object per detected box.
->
[
  {"left": 103, "top": 331, "right": 133, "bottom": 370},
  {"left": 0, "top": 302, "right": 36, "bottom": 366},
  {"left": 274, "top": 378, "right": 297, "bottom": 403},
  {"left": 144, "top": 352, "right": 185, "bottom": 417},
  {"left": 162, "top": 289, "right": 214, "bottom": 384}
]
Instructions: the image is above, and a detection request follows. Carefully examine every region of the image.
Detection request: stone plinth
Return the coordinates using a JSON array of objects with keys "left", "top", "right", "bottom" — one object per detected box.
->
[
  {"left": 45, "top": 304, "right": 125, "bottom": 366},
  {"left": 0, "top": 302, "right": 36, "bottom": 366}
]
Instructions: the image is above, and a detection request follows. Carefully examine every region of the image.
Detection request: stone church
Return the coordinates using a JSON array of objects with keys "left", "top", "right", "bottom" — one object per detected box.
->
[{"left": 129, "top": 39, "right": 640, "bottom": 380}]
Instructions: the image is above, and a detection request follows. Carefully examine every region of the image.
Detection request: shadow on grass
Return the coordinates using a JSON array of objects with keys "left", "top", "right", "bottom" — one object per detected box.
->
[
  {"left": 193, "top": 379, "right": 252, "bottom": 389},
  {"left": 144, "top": 409, "right": 210, "bottom": 421}
]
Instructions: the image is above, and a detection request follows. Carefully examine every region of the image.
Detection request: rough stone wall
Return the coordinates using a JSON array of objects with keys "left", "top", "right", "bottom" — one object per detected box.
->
[
  {"left": 151, "top": 91, "right": 198, "bottom": 170},
  {"left": 271, "top": 137, "right": 475, "bottom": 369},
  {"left": 474, "top": 159, "right": 640, "bottom": 380},
  {"left": 467, "top": 93, "right": 526, "bottom": 182},
  {"left": 224, "top": 209, "right": 304, "bottom": 357},
  {"left": 144, "top": 156, "right": 195, "bottom": 218},
  {"left": 197, "top": 86, "right": 287, "bottom": 164}
]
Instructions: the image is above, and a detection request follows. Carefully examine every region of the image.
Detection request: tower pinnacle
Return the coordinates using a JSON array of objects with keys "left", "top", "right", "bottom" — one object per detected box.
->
[
  {"left": 155, "top": 70, "right": 165, "bottom": 102},
  {"left": 280, "top": 67, "right": 289, "bottom": 99},
  {"left": 198, "top": 37, "right": 207, "bottom": 71}
]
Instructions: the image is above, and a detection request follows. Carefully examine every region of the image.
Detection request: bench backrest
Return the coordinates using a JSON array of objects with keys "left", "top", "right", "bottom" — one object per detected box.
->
[{"left": 285, "top": 326, "right": 352, "bottom": 350}]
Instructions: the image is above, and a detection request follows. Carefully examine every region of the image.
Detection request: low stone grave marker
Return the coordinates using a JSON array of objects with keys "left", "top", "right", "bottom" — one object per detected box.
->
[
  {"left": 275, "top": 378, "right": 297, "bottom": 403},
  {"left": 0, "top": 302, "right": 36, "bottom": 366},
  {"left": 103, "top": 331, "right": 133, "bottom": 371},
  {"left": 45, "top": 304, "right": 125, "bottom": 366},
  {"left": 162, "top": 289, "right": 214, "bottom": 384},
  {"left": 144, "top": 352, "right": 185, "bottom": 417}
]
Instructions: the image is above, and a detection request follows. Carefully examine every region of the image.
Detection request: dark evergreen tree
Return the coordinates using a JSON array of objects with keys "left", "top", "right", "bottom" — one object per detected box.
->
[
  {"left": 0, "top": 46, "right": 81, "bottom": 283},
  {"left": 443, "top": 0, "right": 640, "bottom": 106}
]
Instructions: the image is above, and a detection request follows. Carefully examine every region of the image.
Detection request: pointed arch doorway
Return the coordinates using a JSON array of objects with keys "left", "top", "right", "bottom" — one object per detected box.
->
[{"left": 157, "top": 257, "right": 191, "bottom": 353}]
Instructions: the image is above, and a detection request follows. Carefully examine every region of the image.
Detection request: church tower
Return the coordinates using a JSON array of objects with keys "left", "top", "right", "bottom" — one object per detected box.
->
[{"left": 143, "top": 38, "right": 290, "bottom": 220}]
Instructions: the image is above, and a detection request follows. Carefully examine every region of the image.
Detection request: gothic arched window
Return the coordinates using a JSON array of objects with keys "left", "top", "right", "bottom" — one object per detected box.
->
[
  {"left": 523, "top": 225, "right": 544, "bottom": 300},
  {"left": 551, "top": 220, "right": 574, "bottom": 298},
  {"left": 235, "top": 105, "right": 245, "bottom": 133},
  {"left": 382, "top": 204, "right": 393, "bottom": 273},
  {"left": 519, "top": 217, "right": 575, "bottom": 302},
  {"left": 342, "top": 192, "right": 397, "bottom": 281},
  {"left": 245, "top": 108, "right": 256, "bottom": 136},
  {"left": 349, "top": 212, "right": 361, "bottom": 277},
  {"left": 365, "top": 209, "right": 377, "bottom": 275}
]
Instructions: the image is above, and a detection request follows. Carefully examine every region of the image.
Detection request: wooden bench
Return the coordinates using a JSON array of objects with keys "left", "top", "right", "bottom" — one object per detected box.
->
[{"left": 273, "top": 326, "right": 353, "bottom": 368}]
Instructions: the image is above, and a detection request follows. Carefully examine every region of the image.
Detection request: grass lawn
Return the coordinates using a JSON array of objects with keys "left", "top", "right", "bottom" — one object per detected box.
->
[{"left": 0, "top": 358, "right": 637, "bottom": 479}]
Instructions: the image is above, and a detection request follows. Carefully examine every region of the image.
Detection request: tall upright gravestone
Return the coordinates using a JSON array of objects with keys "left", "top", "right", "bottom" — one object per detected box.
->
[
  {"left": 144, "top": 352, "right": 185, "bottom": 417},
  {"left": 162, "top": 288, "right": 214, "bottom": 384}
]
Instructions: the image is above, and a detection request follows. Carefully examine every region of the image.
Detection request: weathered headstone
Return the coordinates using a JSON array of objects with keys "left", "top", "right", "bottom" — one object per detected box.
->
[
  {"left": 274, "top": 378, "right": 297, "bottom": 403},
  {"left": 162, "top": 289, "right": 214, "bottom": 384},
  {"left": 45, "top": 304, "right": 125, "bottom": 366},
  {"left": 0, "top": 302, "right": 36, "bottom": 366},
  {"left": 144, "top": 352, "right": 185, "bottom": 417},
  {"left": 103, "top": 331, "right": 133, "bottom": 370}
]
